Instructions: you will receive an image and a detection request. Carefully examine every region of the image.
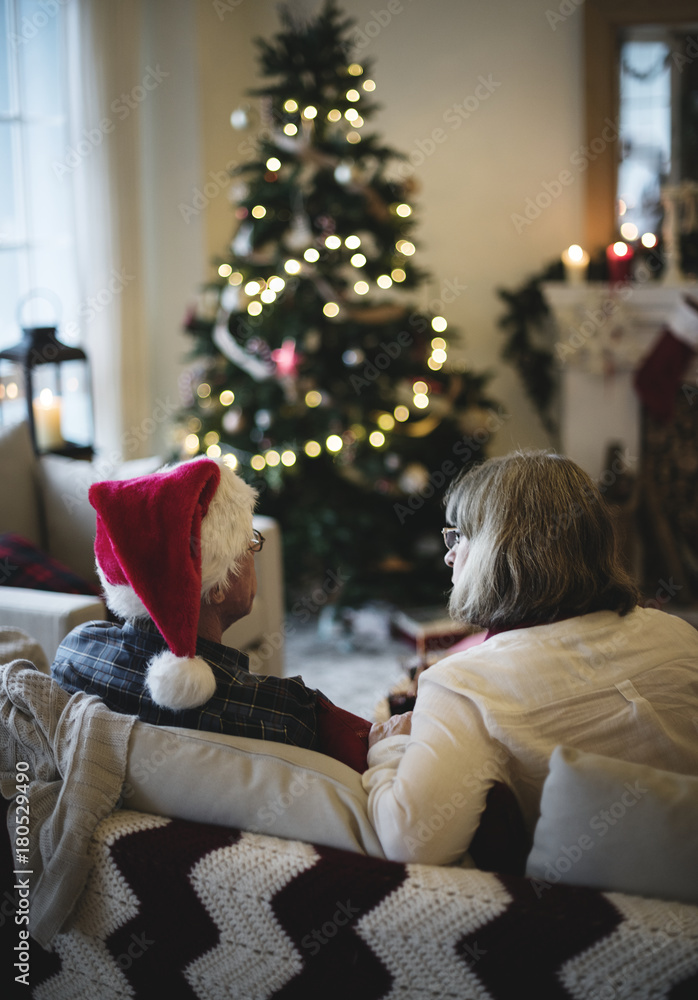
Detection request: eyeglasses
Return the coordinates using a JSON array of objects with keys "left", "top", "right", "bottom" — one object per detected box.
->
[
  {"left": 441, "top": 527, "right": 463, "bottom": 551},
  {"left": 249, "top": 529, "right": 266, "bottom": 553}
]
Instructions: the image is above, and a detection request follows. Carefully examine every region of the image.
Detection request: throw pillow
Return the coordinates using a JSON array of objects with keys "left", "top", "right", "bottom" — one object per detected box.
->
[
  {"left": 0, "top": 533, "right": 100, "bottom": 596},
  {"left": 525, "top": 745, "right": 698, "bottom": 905},
  {"left": 0, "top": 422, "right": 42, "bottom": 547},
  {"left": 39, "top": 453, "right": 164, "bottom": 584}
]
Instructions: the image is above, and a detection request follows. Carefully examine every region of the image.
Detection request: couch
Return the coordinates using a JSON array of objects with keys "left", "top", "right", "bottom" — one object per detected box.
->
[
  {"left": 0, "top": 421, "right": 285, "bottom": 676},
  {"left": 1, "top": 630, "right": 697, "bottom": 1000}
]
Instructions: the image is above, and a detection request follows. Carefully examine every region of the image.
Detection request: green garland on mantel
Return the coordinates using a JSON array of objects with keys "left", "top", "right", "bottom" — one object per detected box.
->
[
  {"left": 496, "top": 260, "right": 563, "bottom": 439},
  {"left": 497, "top": 242, "right": 669, "bottom": 437}
]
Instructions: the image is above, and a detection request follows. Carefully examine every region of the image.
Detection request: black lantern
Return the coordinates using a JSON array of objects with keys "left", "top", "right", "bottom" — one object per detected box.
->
[{"left": 0, "top": 293, "right": 94, "bottom": 458}]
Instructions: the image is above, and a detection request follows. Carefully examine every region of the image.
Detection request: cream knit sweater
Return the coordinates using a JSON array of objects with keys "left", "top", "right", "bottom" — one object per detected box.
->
[{"left": 0, "top": 629, "right": 136, "bottom": 948}]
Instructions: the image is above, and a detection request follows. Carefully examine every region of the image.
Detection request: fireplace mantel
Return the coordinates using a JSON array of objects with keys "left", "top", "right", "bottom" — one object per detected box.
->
[{"left": 542, "top": 281, "right": 698, "bottom": 480}]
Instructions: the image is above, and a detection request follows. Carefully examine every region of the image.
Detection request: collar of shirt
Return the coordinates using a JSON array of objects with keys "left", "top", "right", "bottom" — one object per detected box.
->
[{"left": 125, "top": 619, "right": 251, "bottom": 674}]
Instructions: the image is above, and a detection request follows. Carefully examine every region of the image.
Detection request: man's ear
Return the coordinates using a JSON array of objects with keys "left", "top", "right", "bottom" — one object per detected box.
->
[{"left": 210, "top": 583, "right": 227, "bottom": 604}]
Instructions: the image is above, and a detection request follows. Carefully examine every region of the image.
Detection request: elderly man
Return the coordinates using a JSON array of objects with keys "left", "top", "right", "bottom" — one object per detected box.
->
[{"left": 51, "top": 456, "right": 318, "bottom": 748}]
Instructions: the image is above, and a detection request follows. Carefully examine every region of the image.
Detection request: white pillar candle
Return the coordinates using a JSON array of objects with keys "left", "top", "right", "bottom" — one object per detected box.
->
[
  {"left": 562, "top": 244, "right": 590, "bottom": 284},
  {"left": 33, "top": 389, "right": 64, "bottom": 450}
]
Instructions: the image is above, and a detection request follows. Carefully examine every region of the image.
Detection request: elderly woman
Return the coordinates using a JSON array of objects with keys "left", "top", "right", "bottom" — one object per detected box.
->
[{"left": 363, "top": 451, "right": 698, "bottom": 865}]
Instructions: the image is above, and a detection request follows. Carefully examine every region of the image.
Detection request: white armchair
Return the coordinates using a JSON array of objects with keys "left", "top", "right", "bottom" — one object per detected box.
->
[{"left": 0, "top": 422, "right": 285, "bottom": 675}]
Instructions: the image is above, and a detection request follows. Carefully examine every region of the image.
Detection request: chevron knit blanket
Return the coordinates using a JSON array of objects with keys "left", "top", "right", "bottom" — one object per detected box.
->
[{"left": 14, "top": 808, "right": 698, "bottom": 1000}]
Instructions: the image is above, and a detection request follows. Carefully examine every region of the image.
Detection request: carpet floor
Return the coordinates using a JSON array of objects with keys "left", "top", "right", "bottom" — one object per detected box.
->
[{"left": 281, "top": 609, "right": 418, "bottom": 723}]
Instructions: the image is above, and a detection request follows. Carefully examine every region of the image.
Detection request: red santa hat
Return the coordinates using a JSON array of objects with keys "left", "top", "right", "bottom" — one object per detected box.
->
[{"left": 89, "top": 456, "right": 257, "bottom": 711}]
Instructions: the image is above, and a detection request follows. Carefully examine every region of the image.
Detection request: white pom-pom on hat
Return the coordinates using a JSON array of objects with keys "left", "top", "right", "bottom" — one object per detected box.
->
[{"left": 146, "top": 651, "right": 218, "bottom": 711}]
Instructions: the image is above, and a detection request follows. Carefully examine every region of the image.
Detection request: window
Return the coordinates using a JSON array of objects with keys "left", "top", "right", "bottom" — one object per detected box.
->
[
  {"left": 583, "top": 0, "right": 698, "bottom": 252},
  {"left": 617, "top": 35, "right": 672, "bottom": 243},
  {"left": 0, "top": 0, "right": 80, "bottom": 343}
]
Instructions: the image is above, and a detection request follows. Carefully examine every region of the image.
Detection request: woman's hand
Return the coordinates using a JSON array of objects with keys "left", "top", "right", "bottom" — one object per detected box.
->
[{"left": 368, "top": 711, "right": 412, "bottom": 748}]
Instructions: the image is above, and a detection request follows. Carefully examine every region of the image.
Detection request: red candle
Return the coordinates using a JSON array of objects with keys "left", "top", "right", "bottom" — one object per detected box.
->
[{"left": 606, "top": 241, "right": 634, "bottom": 283}]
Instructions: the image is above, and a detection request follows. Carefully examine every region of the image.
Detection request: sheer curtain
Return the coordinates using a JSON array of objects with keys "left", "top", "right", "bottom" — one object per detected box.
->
[{"left": 65, "top": 0, "right": 150, "bottom": 462}]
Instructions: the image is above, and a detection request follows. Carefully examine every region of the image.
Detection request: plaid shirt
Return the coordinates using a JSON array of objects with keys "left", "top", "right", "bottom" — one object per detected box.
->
[{"left": 51, "top": 620, "right": 318, "bottom": 749}]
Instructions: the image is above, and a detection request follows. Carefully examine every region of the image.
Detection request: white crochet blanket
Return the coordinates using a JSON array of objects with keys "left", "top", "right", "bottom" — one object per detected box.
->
[{"left": 22, "top": 808, "right": 698, "bottom": 1000}]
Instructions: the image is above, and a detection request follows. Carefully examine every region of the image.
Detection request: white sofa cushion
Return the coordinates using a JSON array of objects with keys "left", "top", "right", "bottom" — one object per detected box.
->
[
  {"left": 0, "top": 422, "right": 43, "bottom": 547},
  {"left": 39, "top": 453, "right": 164, "bottom": 583},
  {"left": 124, "top": 721, "right": 385, "bottom": 858},
  {"left": 526, "top": 745, "right": 698, "bottom": 905}
]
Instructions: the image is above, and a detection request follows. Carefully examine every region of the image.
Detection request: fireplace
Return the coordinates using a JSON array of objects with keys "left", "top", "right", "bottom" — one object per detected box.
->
[{"left": 543, "top": 281, "right": 698, "bottom": 612}]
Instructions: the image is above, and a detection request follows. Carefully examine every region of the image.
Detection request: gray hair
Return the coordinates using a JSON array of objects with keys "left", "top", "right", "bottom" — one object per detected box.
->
[{"left": 444, "top": 451, "right": 638, "bottom": 629}]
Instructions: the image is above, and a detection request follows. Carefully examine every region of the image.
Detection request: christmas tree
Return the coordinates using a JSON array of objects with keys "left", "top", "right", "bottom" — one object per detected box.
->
[{"left": 179, "top": 1, "right": 498, "bottom": 609}]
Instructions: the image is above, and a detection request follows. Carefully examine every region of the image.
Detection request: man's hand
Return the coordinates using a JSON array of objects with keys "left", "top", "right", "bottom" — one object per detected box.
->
[{"left": 368, "top": 711, "right": 412, "bottom": 748}]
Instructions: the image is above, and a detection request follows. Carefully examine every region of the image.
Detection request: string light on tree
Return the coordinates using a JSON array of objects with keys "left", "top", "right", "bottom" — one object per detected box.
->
[
  {"left": 178, "top": 1, "right": 497, "bottom": 610},
  {"left": 326, "top": 434, "right": 343, "bottom": 453}
]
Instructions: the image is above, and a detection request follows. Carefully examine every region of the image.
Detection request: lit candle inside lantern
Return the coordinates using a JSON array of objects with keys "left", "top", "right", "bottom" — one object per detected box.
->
[
  {"left": 33, "top": 388, "right": 64, "bottom": 450},
  {"left": 606, "top": 241, "right": 634, "bottom": 283},
  {"left": 562, "top": 244, "right": 589, "bottom": 284}
]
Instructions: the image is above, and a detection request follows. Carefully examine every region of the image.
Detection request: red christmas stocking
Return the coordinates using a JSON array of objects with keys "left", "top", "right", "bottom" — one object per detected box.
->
[{"left": 634, "top": 296, "right": 698, "bottom": 423}]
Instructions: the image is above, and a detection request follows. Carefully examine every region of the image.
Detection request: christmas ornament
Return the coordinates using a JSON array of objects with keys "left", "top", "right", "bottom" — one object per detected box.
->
[{"left": 271, "top": 337, "right": 301, "bottom": 377}]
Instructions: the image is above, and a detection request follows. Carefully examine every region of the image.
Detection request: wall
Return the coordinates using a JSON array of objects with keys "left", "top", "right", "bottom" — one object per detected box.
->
[{"left": 143, "top": 0, "right": 586, "bottom": 458}]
